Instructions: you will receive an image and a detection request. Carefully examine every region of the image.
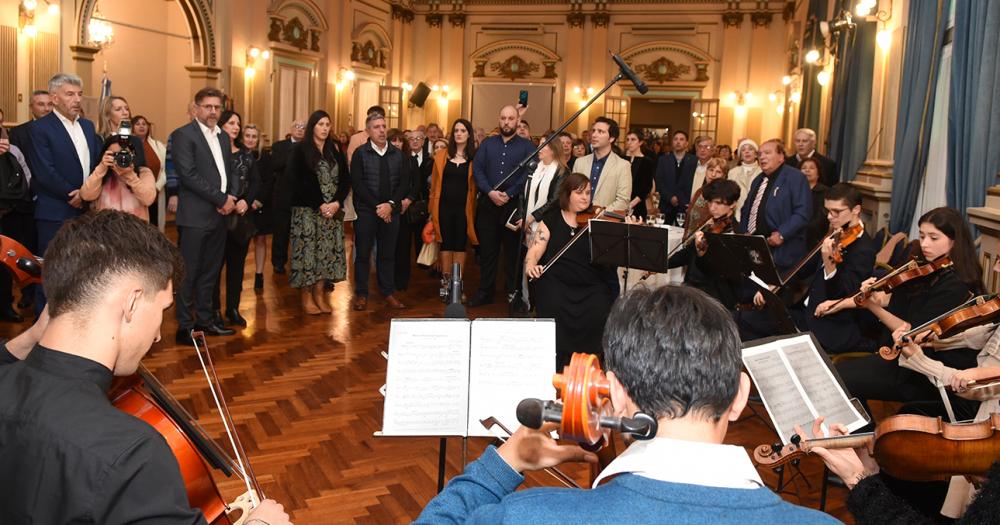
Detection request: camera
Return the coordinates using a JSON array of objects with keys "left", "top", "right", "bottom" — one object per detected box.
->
[{"left": 113, "top": 121, "right": 135, "bottom": 169}]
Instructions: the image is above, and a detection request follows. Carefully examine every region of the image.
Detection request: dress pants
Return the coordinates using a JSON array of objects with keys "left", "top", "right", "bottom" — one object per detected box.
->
[
  {"left": 393, "top": 213, "right": 423, "bottom": 290},
  {"left": 177, "top": 222, "right": 226, "bottom": 329},
  {"left": 474, "top": 196, "right": 518, "bottom": 297},
  {"left": 271, "top": 182, "right": 291, "bottom": 269},
  {"left": 212, "top": 229, "right": 252, "bottom": 313},
  {"left": 354, "top": 208, "right": 400, "bottom": 298}
]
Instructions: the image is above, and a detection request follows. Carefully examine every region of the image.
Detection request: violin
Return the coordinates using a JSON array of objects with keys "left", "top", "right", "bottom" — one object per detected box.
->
[
  {"left": 517, "top": 353, "right": 657, "bottom": 479},
  {"left": 852, "top": 256, "right": 953, "bottom": 306},
  {"left": 829, "top": 222, "right": 864, "bottom": 265},
  {"left": 752, "top": 413, "right": 1000, "bottom": 482},
  {"left": 0, "top": 235, "right": 42, "bottom": 287},
  {"left": 878, "top": 294, "right": 1000, "bottom": 360}
]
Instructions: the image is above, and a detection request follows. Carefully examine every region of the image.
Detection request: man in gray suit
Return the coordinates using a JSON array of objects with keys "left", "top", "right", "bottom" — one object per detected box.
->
[{"left": 170, "top": 87, "right": 237, "bottom": 345}]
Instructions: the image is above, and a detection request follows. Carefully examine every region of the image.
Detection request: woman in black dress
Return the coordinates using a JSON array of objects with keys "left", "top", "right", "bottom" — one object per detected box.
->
[
  {"left": 623, "top": 131, "right": 654, "bottom": 220},
  {"left": 429, "top": 119, "right": 478, "bottom": 284},
  {"left": 524, "top": 173, "right": 616, "bottom": 369}
]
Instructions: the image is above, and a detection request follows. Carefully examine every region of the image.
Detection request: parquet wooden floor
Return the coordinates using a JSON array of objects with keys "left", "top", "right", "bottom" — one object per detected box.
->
[{"left": 0, "top": 226, "right": 858, "bottom": 524}]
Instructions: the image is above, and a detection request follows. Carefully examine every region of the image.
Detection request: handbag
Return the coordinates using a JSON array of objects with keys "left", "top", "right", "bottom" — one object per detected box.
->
[
  {"left": 225, "top": 212, "right": 256, "bottom": 245},
  {"left": 416, "top": 241, "right": 439, "bottom": 267},
  {"left": 407, "top": 199, "right": 429, "bottom": 223}
]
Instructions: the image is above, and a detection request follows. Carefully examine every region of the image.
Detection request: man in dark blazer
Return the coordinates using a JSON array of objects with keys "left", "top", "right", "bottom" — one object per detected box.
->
[
  {"left": 26, "top": 74, "right": 102, "bottom": 314},
  {"left": 170, "top": 87, "right": 237, "bottom": 344},
  {"left": 785, "top": 128, "right": 839, "bottom": 187},
  {"left": 350, "top": 113, "right": 410, "bottom": 311},
  {"left": 5, "top": 90, "right": 50, "bottom": 311},
  {"left": 654, "top": 130, "right": 698, "bottom": 224},
  {"left": 266, "top": 119, "right": 305, "bottom": 274},
  {"left": 791, "top": 183, "right": 877, "bottom": 353},
  {"left": 394, "top": 129, "right": 431, "bottom": 291}
]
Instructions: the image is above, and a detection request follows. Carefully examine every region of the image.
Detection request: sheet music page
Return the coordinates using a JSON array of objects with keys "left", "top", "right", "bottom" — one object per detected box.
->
[
  {"left": 743, "top": 334, "right": 866, "bottom": 443},
  {"left": 381, "top": 319, "right": 471, "bottom": 436},
  {"left": 466, "top": 319, "right": 556, "bottom": 437}
]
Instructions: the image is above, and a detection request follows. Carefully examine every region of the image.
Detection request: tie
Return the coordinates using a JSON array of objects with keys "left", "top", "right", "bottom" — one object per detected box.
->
[{"left": 746, "top": 177, "right": 769, "bottom": 235}]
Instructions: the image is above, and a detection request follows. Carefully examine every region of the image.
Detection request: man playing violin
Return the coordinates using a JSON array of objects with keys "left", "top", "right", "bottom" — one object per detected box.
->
[
  {"left": 665, "top": 178, "right": 743, "bottom": 310},
  {"left": 786, "top": 183, "right": 878, "bottom": 353},
  {"left": 0, "top": 210, "right": 290, "bottom": 524},
  {"left": 414, "top": 285, "right": 837, "bottom": 524}
]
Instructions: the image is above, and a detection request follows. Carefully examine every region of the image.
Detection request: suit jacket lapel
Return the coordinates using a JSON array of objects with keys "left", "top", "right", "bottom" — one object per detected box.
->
[{"left": 46, "top": 115, "right": 83, "bottom": 174}]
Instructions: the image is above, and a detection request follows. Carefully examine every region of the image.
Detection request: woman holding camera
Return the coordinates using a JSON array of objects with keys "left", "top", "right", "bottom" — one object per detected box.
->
[
  {"left": 98, "top": 96, "right": 148, "bottom": 170},
  {"left": 79, "top": 135, "right": 157, "bottom": 220},
  {"left": 212, "top": 110, "right": 260, "bottom": 327}
]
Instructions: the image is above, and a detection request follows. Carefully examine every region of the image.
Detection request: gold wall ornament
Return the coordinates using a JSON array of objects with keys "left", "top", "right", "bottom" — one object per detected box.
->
[
  {"left": 635, "top": 57, "right": 691, "bottom": 83},
  {"left": 352, "top": 40, "right": 384, "bottom": 69},
  {"left": 489, "top": 55, "right": 539, "bottom": 80},
  {"left": 268, "top": 16, "right": 320, "bottom": 51}
]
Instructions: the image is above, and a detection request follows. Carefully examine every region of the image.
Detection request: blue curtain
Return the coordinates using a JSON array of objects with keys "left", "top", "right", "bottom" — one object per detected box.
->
[
  {"left": 888, "top": 0, "right": 951, "bottom": 233},
  {"left": 947, "top": 2, "right": 1000, "bottom": 217},
  {"left": 828, "top": 20, "right": 876, "bottom": 182}
]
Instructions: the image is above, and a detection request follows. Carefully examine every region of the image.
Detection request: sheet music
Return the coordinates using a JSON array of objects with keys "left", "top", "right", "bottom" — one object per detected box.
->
[
  {"left": 743, "top": 334, "right": 866, "bottom": 443},
  {"left": 381, "top": 319, "right": 471, "bottom": 436},
  {"left": 467, "top": 319, "right": 556, "bottom": 437}
]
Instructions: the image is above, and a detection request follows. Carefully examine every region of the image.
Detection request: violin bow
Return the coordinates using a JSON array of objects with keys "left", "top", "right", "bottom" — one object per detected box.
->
[
  {"left": 191, "top": 331, "right": 265, "bottom": 517},
  {"left": 479, "top": 417, "right": 581, "bottom": 489}
]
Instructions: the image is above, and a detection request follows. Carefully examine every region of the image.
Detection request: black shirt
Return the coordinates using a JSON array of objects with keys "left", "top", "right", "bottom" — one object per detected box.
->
[
  {"left": 0, "top": 345, "right": 205, "bottom": 524},
  {"left": 441, "top": 159, "right": 469, "bottom": 207}
]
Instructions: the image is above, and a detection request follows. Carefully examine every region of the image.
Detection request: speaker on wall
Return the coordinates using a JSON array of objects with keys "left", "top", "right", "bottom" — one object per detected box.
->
[{"left": 408, "top": 82, "right": 432, "bottom": 108}]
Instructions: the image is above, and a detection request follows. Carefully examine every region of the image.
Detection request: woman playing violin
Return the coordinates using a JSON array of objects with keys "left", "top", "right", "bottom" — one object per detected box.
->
[
  {"left": 524, "top": 173, "right": 617, "bottom": 368},
  {"left": 830, "top": 207, "right": 985, "bottom": 417},
  {"left": 0, "top": 211, "right": 290, "bottom": 524},
  {"left": 665, "top": 179, "right": 742, "bottom": 309}
]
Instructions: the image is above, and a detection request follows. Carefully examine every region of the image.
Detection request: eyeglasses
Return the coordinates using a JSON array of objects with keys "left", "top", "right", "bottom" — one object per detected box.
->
[
  {"left": 825, "top": 207, "right": 850, "bottom": 216},
  {"left": 292, "top": 124, "right": 305, "bottom": 130},
  {"left": 200, "top": 103, "right": 222, "bottom": 111}
]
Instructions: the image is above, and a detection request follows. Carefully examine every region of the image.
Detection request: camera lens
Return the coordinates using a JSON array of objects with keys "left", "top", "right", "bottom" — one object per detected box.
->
[{"left": 114, "top": 149, "right": 134, "bottom": 169}]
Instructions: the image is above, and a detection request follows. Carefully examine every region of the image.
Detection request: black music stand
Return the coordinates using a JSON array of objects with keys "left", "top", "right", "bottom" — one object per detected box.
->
[{"left": 589, "top": 221, "right": 672, "bottom": 284}]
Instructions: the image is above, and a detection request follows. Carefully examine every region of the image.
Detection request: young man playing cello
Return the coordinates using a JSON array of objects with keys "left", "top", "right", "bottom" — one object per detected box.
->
[
  {"left": 0, "top": 210, "right": 291, "bottom": 524},
  {"left": 414, "top": 286, "right": 837, "bottom": 524}
]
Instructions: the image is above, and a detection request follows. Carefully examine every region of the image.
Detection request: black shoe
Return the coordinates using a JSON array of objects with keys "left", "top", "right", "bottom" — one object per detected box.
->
[
  {"left": 212, "top": 310, "right": 225, "bottom": 327},
  {"left": 196, "top": 324, "right": 236, "bottom": 336},
  {"left": 225, "top": 308, "right": 247, "bottom": 327},
  {"left": 254, "top": 273, "right": 264, "bottom": 290},
  {"left": 0, "top": 306, "right": 23, "bottom": 323},
  {"left": 468, "top": 292, "right": 494, "bottom": 307},
  {"left": 273, "top": 265, "right": 286, "bottom": 275},
  {"left": 175, "top": 328, "right": 194, "bottom": 346}
]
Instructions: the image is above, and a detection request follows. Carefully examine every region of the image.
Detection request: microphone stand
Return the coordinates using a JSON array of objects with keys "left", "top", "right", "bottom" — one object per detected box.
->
[{"left": 504, "top": 61, "right": 640, "bottom": 315}]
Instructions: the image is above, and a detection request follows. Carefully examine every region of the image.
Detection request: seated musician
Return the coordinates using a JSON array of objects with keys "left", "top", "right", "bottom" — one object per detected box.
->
[
  {"left": 787, "top": 183, "right": 878, "bottom": 354},
  {"left": 525, "top": 173, "right": 617, "bottom": 369},
  {"left": 414, "top": 285, "right": 838, "bottom": 524},
  {"left": 822, "top": 207, "right": 985, "bottom": 417},
  {"left": 0, "top": 210, "right": 290, "bottom": 524},
  {"left": 665, "top": 178, "right": 742, "bottom": 310}
]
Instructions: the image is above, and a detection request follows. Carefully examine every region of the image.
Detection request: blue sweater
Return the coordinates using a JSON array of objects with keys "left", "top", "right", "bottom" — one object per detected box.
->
[{"left": 415, "top": 446, "right": 841, "bottom": 524}]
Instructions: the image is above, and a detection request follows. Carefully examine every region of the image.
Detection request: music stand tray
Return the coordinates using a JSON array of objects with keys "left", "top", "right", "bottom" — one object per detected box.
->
[
  {"left": 705, "top": 233, "right": 784, "bottom": 286},
  {"left": 590, "top": 221, "right": 671, "bottom": 273}
]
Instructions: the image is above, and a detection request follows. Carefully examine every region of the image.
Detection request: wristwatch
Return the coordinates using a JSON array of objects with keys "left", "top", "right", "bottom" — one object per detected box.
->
[{"left": 388, "top": 200, "right": 398, "bottom": 210}]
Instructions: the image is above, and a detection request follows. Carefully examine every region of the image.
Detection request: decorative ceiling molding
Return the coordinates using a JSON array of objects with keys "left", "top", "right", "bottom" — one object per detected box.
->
[
  {"left": 470, "top": 39, "right": 560, "bottom": 80},
  {"left": 620, "top": 40, "right": 711, "bottom": 84},
  {"left": 267, "top": 0, "right": 328, "bottom": 52}
]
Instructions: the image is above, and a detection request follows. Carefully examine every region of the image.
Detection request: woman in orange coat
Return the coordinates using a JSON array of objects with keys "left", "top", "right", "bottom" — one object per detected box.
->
[{"left": 429, "top": 118, "right": 478, "bottom": 282}]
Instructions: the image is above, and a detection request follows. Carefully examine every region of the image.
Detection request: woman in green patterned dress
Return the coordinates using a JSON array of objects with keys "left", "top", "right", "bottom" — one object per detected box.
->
[{"left": 288, "top": 110, "right": 350, "bottom": 314}]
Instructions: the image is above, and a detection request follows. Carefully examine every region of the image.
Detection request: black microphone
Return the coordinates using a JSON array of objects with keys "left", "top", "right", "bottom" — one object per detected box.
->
[
  {"left": 516, "top": 398, "right": 563, "bottom": 429},
  {"left": 611, "top": 53, "right": 649, "bottom": 95}
]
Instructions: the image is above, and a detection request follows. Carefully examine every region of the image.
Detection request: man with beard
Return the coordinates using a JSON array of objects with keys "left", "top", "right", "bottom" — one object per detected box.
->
[{"left": 468, "top": 105, "right": 534, "bottom": 307}]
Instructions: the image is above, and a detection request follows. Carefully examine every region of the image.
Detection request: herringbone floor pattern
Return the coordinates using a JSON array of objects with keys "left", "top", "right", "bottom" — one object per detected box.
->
[{"left": 0, "top": 229, "right": 855, "bottom": 524}]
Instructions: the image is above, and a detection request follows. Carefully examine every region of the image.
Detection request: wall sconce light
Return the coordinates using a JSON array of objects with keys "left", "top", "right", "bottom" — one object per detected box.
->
[
  {"left": 776, "top": 104, "right": 785, "bottom": 115},
  {"left": 816, "top": 69, "right": 831, "bottom": 86},
  {"left": 789, "top": 91, "right": 802, "bottom": 104},
  {"left": 401, "top": 82, "right": 413, "bottom": 92},
  {"left": 876, "top": 28, "right": 892, "bottom": 50},
  {"left": 586, "top": 87, "right": 595, "bottom": 96},
  {"left": 855, "top": 0, "right": 876, "bottom": 17},
  {"left": 19, "top": 1, "right": 37, "bottom": 37},
  {"left": 431, "top": 84, "right": 440, "bottom": 91},
  {"left": 781, "top": 75, "right": 793, "bottom": 86},
  {"left": 245, "top": 45, "right": 271, "bottom": 78},
  {"left": 343, "top": 69, "right": 356, "bottom": 81},
  {"left": 804, "top": 49, "right": 821, "bottom": 64}
]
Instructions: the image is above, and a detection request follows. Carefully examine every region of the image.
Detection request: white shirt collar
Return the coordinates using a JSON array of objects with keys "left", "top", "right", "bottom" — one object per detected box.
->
[
  {"left": 54, "top": 108, "right": 79, "bottom": 126},
  {"left": 797, "top": 150, "right": 816, "bottom": 161},
  {"left": 371, "top": 140, "right": 388, "bottom": 156},
  {"left": 196, "top": 119, "right": 220, "bottom": 136},
  {"left": 592, "top": 437, "right": 764, "bottom": 490}
]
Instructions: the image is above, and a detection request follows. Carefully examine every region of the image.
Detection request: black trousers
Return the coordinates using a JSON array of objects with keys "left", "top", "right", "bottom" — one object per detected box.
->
[
  {"left": 0, "top": 209, "right": 36, "bottom": 308},
  {"left": 177, "top": 222, "right": 226, "bottom": 329},
  {"left": 474, "top": 197, "right": 518, "bottom": 297},
  {"left": 212, "top": 229, "right": 252, "bottom": 313},
  {"left": 354, "top": 208, "right": 400, "bottom": 298},
  {"left": 393, "top": 214, "right": 423, "bottom": 290},
  {"left": 271, "top": 206, "right": 290, "bottom": 269}
]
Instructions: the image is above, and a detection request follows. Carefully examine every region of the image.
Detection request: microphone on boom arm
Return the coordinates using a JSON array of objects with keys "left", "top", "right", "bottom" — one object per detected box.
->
[{"left": 611, "top": 52, "right": 649, "bottom": 95}]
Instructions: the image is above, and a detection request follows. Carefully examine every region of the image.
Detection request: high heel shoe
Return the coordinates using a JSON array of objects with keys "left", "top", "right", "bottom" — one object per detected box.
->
[
  {"left": 301, "top": 289, "right": 321, "bottom": 315},
  {"left": 313, "top": 282, "right": 332, "bottom": 313}
]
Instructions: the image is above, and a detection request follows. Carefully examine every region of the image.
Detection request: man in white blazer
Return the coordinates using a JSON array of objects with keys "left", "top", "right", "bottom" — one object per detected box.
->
[{"left": 571, "top": 117, "right": 631, "bottom": 212}]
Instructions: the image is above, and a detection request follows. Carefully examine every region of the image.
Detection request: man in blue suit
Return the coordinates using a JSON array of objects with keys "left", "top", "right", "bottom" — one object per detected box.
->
[
  {"left": 737, "top": 139, "right": 812, "bottom": 340},
  {"left": 26, "top": 74, "right": 101, "bottom": 313},
  {"left": 653, "top": 130, "right": 698, "bottom": 224}
]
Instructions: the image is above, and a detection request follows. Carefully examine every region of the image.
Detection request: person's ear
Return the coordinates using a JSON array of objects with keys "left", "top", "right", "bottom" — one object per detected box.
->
[
  {"left": 123, "top": 288, "right": 143, "bottom": 323},
  {"left": 607, "top": 371, "right": 633, "bottom": 418},
  {"left": 728, "top": 372, "right": 752, "bottom": 422}
]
